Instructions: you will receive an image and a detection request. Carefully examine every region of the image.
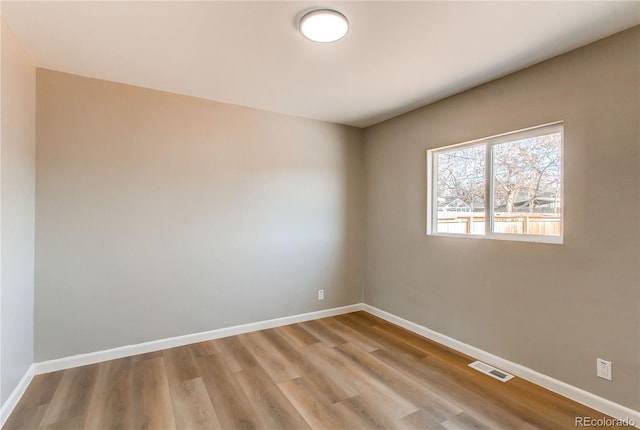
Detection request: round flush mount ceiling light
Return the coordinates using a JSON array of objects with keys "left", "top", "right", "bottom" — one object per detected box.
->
[{"left": 299, "top": 9, "right": 349, "bottom": 43}]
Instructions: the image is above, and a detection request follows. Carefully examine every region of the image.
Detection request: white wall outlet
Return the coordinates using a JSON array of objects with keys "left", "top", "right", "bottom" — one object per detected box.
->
[
  {"left": 318, "top": 289, "right": 324, "bottom": 300},
  {"left": 596, "top": 358, "right": 612, "bottom": 381}
]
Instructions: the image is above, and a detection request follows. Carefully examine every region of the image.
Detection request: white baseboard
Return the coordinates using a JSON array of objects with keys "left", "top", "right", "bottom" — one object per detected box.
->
[
  {"left": 363, "top": 304, "right": 640, "bottom": 428},
  {"left": 0, "top": 364, "right": 35, "bottom": 428},
  {"left": 33, "top": 303, "right": 364, "bottom": 375}
]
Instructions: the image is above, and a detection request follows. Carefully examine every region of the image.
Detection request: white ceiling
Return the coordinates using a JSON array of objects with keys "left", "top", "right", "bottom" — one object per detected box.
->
[{"left": 2, "top": 1, "right": 639, "bottom": 128}]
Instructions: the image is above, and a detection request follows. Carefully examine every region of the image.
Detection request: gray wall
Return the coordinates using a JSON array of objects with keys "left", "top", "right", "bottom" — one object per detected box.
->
[
  {"left": 0, "top": 19, "right": 35, "bottom": 405},
  {"left": 35, "top": 70, "right": 364, "bottom": 361},
  {"left": 363, "top": 27, "right": 640, "bottom": 409}
]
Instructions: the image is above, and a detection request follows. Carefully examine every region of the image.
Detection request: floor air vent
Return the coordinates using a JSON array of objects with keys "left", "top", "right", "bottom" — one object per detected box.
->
[{"left": 468, "top": 361, "right": 514, "bottom": 382}]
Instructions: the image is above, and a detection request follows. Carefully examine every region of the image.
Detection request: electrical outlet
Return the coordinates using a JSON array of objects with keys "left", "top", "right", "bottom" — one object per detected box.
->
[
  {"left": 318, "top": 289, "right": 324, "bottom": 300},
  {"left": 596, "top": 358, "right": 612, "bottom": 381}
]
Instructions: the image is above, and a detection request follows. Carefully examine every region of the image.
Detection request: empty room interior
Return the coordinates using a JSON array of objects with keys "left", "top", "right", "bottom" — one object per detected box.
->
[{"left": 1, "top": 1, "right": 639, "bottom": 429}]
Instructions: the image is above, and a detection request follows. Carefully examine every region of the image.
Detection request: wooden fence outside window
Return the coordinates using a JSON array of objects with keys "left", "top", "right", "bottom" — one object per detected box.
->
[{"left": 436, "top": 214, "right": 560, "bottom": 236}]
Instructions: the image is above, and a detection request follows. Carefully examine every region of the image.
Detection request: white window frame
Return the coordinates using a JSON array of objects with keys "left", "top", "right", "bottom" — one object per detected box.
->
[{"left": 427, "top": 122, "right": 564, "bottom": 244}]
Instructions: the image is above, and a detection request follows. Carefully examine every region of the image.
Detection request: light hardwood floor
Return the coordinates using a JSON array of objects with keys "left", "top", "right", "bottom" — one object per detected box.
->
[{"left": 4, "top": 311, "right": 616, "bottom": 429}]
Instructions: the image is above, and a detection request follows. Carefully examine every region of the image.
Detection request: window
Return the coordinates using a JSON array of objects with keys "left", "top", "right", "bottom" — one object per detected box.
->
[{"left": 427, "top": 122, "right": 563, "bottom": 243}]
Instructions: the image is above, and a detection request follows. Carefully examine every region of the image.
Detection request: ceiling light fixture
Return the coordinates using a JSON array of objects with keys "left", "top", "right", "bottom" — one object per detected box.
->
[{"left": 299, "top": 9, "right": 349, "bottom": 43}]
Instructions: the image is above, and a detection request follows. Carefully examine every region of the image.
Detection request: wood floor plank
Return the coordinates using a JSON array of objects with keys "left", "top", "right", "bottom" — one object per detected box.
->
[
  {"left": 131, "top": 356, "right": 176, "bottom": 430},
  {"left": 298, "top": 318, "right": 348, "bottom": 347},
  {"left": 195, "top": 353, "right": 260, "bottom": 430},
  {"left": 5, "top": 311, "right": 622, "bottom": 430},
  {"left": 189, "top": 339, "right": 221, "bottom": 357},
  {"left": 335, "top": 313, "right": 428, "bottom": 360},
  {"left": 169, "top": 377, "right": 221, "bottom": 430},
  {"left": 277, "top": 377, "right": 356, "bottom": 430},
  {"left": 163, "top": 345, "right": 200, "bottom": 385},
  {"left": 371, "top": 319, "right": 473, "bottom": 365},
  {"left": 441, "top": 411, "right": 495, "bottom": 430},
  {"left": 84, "top": 357, "right": 133, "bottom": 429},
  {"left": 4, "top": 403, "right": 48, "bottom": 430},
  {"left": 278, "top": 323, "right": 321, "bottom": 347},
  {"left": 400, "top": 409, "right": 448, "bottom": 430},
  {"left": 308, "top": 342, "right": 419, "bottom": 418},
  {"left": 317, "top": 317, "right": 385, "bottom": 352},
  {"left": 333, "top": 394, "right": 401, "bottom": 430},
  {"left": 261, "top": 327, "right": 358, "bottom": 403},
  {"left": 238, "top": 330, "right": 301, "bottom": 384},
  {"left": 40, "top": 414, "right": 87, "bottom": 430},
  {"left": 216, "top": 335, "right": 259, "bottom": 373},
  {"left": 335, "top": 343, "right": 462, "bottom": 422},
  {"left": 372, "top": 348, "right": 541, "bottom": 429},
  {"left": 3, "top": 371, "right": 64, "bottom": 430},
  {"left": 236, "top": 365, "right": 311, "bottom": 429},
  {"left": 368, "top": 314, "right": 608, "bottom": 427},
  {"left": 419, "top": 353, "right": 572, "bottom": 429},
  {"left": 40, "top": 364, "right": 99, "bottom": 427},
  {"left": 131, "top": 351, "right": 163, "bottom": 362}
]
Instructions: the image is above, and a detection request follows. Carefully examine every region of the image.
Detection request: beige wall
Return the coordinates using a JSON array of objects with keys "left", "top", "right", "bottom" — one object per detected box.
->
[
  {"left": 35, "top": 70, "right": 364, "bottom": 361},
  {"left": 0, "top": 19, "right": 35, "bottom": 405},
  {"left": 363, "top": 27, "right": 640, "bottom": 409}
]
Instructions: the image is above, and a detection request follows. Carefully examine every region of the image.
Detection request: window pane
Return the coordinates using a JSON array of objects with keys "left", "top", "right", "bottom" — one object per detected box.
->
[
  {"left": 435, "top": 145, "right": 486, "bottom": 235},
  {"left": 492, "top": 132, "right": 561, "bottom": 236}
]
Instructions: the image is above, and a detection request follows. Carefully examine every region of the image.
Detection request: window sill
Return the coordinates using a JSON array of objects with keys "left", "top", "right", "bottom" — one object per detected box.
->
[{"left": 427, "top": 232, "right": 563, "bottom": 245}]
